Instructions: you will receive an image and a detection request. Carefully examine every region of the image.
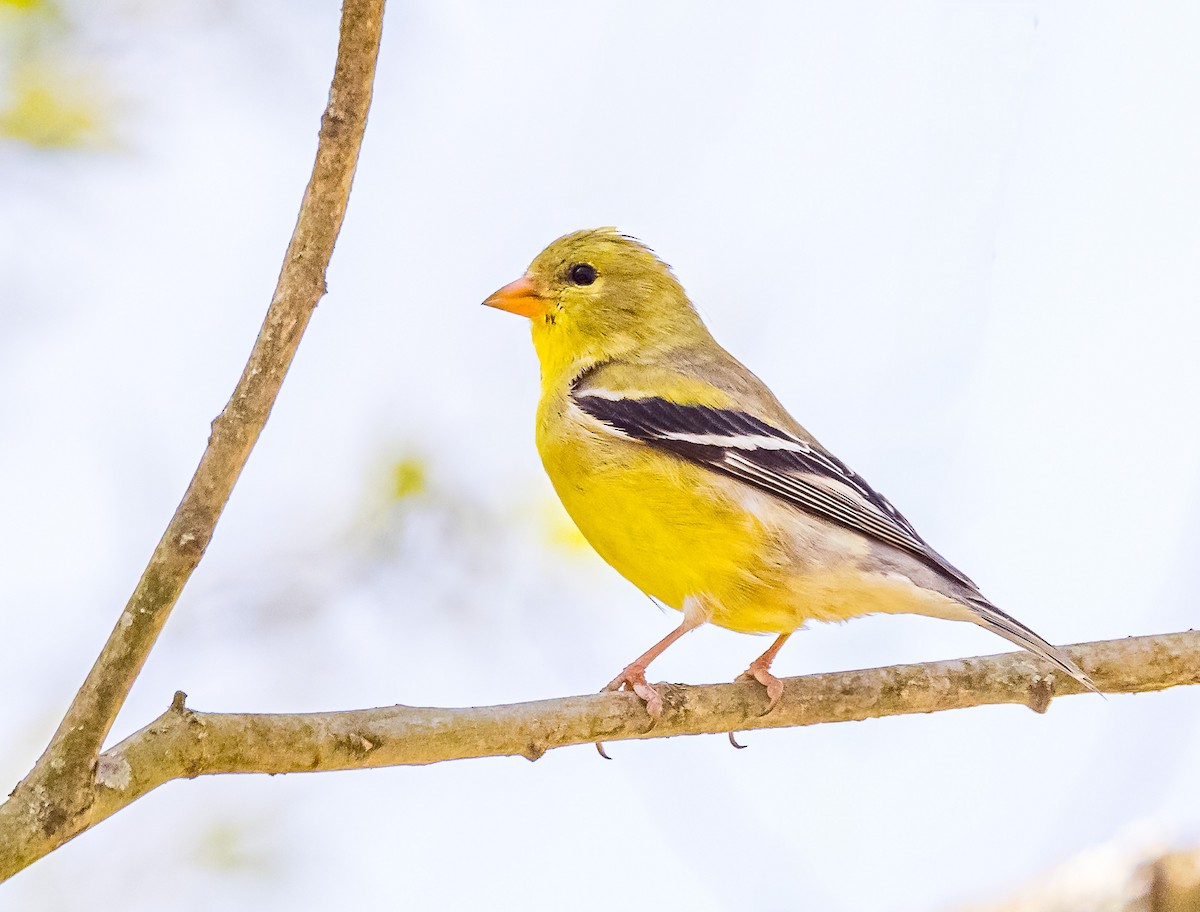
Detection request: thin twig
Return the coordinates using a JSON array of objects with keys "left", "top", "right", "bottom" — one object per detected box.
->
[
  {"left": 3, "top": 630, "right": 1198, "bottom": 880},
  {"left": 0, "top": 0, "right": 386, "bottom": 882}
]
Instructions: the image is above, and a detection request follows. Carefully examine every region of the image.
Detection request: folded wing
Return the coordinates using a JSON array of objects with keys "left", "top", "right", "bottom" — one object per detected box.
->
[
  {"left": 572, "top": 381, "right": 1099, "bottom": 692},
  {"left": 572, "top": 387, "right": 978, "bottom": 590}
]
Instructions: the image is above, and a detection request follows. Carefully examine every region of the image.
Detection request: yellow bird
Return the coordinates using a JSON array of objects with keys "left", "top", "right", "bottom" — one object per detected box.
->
[{"left": 484, "top": 228, "right": 1094, "bottom": 719}]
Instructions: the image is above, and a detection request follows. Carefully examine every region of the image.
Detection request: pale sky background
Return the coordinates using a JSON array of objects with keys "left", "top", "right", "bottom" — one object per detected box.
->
[{"left": 2, "top": 2, "right": 1199, "bottom": 909}]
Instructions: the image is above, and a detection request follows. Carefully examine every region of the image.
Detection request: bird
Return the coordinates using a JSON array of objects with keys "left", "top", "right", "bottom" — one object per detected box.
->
[{"left": 483, "top": 227, "right": 1096, "bottom": 721}]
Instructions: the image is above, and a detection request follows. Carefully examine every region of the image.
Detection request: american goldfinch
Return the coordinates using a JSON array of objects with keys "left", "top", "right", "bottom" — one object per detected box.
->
[{"left": 484, "top": 228, "right": 1095, "bottom": 719}]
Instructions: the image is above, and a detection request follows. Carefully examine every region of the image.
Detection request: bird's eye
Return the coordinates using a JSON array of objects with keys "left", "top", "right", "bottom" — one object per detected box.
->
[{"left": 568, "top": 263, "right": 597, "bottom": 286}]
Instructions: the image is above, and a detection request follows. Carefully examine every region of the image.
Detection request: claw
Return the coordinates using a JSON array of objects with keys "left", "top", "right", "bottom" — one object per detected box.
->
[
  {"left": 728, "top": 731, "right": 747, "bottom": 749},
  {"left": 603, "top": 665, "right": 663, "bottom": 723},
  {"left": 596, "top": 663, "right": 666, "bottom": 758},
  {"left": 736, "top": 665, "right": 785, "bottom": 716}
]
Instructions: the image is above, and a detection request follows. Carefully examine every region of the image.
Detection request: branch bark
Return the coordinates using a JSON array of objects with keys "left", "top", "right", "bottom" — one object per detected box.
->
[
  {"left": 0, "top": 0, "right": 385, "bottom": 882},
  {"left": 3, "top": 630, "right": 1198, "bottom": 880}
]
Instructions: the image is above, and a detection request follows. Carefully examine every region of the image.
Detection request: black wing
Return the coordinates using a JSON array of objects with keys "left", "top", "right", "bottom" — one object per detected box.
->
[{"left": 572, "top": 389, "right": 977, "bottom": 589}]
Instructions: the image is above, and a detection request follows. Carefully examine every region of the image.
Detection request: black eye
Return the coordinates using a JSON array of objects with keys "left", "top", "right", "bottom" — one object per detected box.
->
[{"left": 568, "top": 263, "right": 597, "bottom": 286}]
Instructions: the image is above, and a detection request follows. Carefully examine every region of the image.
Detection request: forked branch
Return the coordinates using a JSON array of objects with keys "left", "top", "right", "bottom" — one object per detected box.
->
[{"left": 0, "top": 0, "right": 386, "bottom": 883}]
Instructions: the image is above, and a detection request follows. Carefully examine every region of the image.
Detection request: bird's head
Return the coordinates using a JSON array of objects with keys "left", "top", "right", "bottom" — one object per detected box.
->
[{"left": 483, "top": 228, "right": 708, "bottom": 381}]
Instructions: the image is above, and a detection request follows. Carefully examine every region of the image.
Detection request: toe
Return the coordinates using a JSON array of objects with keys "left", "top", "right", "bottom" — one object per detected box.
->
[
  {"left": 601, "top": 666, "right": 663, "bottom": 722},
  {"left": 736, "top": 665, "right": 785, "bottom": 715},
  {"left": 762, "top": 675, "right": 784, "bottom": 715},
  {"left": 631, "top": 679, "right": 663, "bottom": 722}
]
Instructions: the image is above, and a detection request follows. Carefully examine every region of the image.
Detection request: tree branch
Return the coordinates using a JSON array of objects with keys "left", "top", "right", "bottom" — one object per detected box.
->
[
  {"left": 3, "top": 630, "right": 1198, "bottom": 880},
  {"left": 1, "top": 0, "right": 385, "bottom": 881}
]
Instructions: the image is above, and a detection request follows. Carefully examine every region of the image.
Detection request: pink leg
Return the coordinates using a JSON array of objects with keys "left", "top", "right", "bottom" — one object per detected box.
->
[
  {"left": 603, "top": 612, "right": 704, "bottom": 722},
  {"left": 736, "top": 632, "right": 791, "bottom": 715}
]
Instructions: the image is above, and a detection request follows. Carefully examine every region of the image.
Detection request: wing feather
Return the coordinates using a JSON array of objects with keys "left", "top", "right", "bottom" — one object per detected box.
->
[{"left": 572, "top": 389, "right": 977, "bottom": 589}]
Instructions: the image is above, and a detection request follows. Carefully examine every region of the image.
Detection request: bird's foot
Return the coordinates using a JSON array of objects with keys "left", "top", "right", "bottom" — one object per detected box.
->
[
  {"left": 736, "top": 663, "right": 784, "bottom": 716},
  {"left": 603, "top": 664, "right": 663, "bottom": 722}
]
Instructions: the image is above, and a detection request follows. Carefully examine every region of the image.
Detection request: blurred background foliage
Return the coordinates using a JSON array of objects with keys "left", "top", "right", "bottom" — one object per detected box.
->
[{"left": 0, "top": 0, "right": 112, "bottom": 148}]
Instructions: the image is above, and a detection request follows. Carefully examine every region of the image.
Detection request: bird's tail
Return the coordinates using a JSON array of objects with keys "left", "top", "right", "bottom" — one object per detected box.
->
[{"left": 964, "top": 597, "right": 1100, "bottom": 695}]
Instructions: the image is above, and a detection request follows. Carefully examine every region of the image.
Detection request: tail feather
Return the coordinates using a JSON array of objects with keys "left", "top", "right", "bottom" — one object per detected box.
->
[{"left": 965, "top": 597, "right": 1100, "bottom": 695}]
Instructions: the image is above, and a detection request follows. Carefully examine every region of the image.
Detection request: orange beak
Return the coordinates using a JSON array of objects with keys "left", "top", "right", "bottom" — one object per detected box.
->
[{"left": 482, "top": 275, "right": 545, "bottom": 319}]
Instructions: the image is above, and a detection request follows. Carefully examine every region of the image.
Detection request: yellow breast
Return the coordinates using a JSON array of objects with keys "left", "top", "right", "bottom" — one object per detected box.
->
[
  {"left": 535, "top": 393, "right": 959, "bottom": 635},
  {"left": 536, "top": 394, "right": 797, "bottom": 632}
]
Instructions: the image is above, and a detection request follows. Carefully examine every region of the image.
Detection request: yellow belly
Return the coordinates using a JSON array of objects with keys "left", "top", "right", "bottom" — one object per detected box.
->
[
  {"left": 537, "top": 404, "right": 951, "bottom": 635},
  {"left": 537, "top": 408, "right": 797, "bottom": 632}
]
